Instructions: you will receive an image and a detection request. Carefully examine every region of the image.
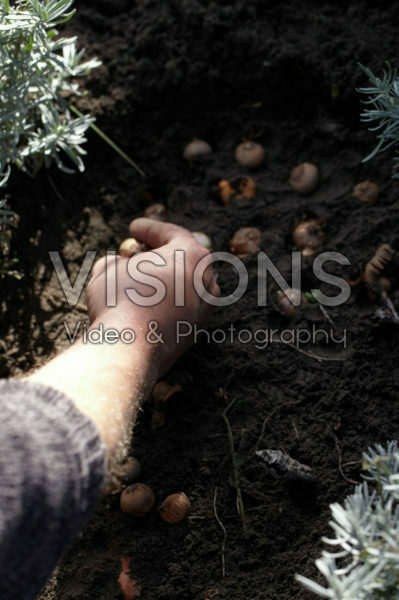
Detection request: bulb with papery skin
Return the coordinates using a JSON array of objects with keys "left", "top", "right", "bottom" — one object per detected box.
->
[
  {"left": 353, "top": 180, "right": 379, "bottom": 204},
  {"left": 119, "top": 238, "right": 143, "bottom": 258},
  {"left": 158, "top": 492, "right": 191, "bottom": 523},
  {"left": 292, "top": 220, "right": 325, "bottom": 255},
  {"left": 120, "top": 483, "right": 155, "bottom": 517},
  {"left": 276, "top": 288, "right": 307, "bottom": 317},
  {"left": 235, "top": 141, "right": 265, "bottom": 168},
  {"left": 117, "top": 458, "right": 142, "bottom": 485},
  {"left": 183, "top": 139, "right": 212, "bottom": 161},
  {"left": 229, "top": 227, "right": 261, "bottom": 258},
  {"left": 192, "top": 231, "right": 212, "bottom": 251},
  {"left": 289, "top": 162, "right": 319, "bottom": 194}
]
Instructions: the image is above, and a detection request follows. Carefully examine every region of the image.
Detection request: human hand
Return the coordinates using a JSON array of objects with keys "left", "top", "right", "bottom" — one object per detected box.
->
[{"left": 87, "top": 218, "right": 220, "bottom": 377}]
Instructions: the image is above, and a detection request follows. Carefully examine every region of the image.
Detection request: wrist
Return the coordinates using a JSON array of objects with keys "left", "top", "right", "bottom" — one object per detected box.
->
[{"left": 88, "top": 312, "right": 161, "bottom": 379}]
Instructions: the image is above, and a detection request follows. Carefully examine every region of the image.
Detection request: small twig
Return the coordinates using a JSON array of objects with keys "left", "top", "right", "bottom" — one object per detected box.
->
[
  {"left": 222, "top": 398, "right": 247, "bottom": 535},
  {"left": 70, "top": 105, "right": 145, "bottom": 177},
  {"left": 342, "top": 460, "right": 361, "bottom": 468},
  {"left": 318, "top": 303, "right": 334, "bottom": 327},
  {"left": 334, "top": 435, "right": 361, "bottom": 485},
  {"left": 291, "top": 419, "right": 299, "bottom": 440},
  {"left": 255, "top": 408, "right": 278, "bottom": 452},
  {"left": 271, "top": 338, "right": 346, "bottom": 361},
  {"left": 381, "top": 289, "right": 399, "bottom": 324},
  {"left": 213, "top": 487, "right": 227, "bottom": 578},
  {"left": 47, "top": 172, "right": 65, "bottom": 204},
  {"left": 254, "top": 396, "right": 302, "bottom": 455}
]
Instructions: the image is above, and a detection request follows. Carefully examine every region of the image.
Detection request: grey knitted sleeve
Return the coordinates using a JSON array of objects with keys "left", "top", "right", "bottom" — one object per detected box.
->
[{"left": 0, "top": 379, "right": 106, "bottom": 600}]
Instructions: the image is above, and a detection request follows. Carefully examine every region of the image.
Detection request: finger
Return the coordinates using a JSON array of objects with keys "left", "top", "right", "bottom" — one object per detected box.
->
[
  {"left": 129, "top": 218, "right": 193, "bottom": 249},
  {"left": 91, "top": 256, "right": 107, "bottom": 277},
  {"left": 91, "top": 253, "right": 121, "bottom": 278},
  {"left": 210, "top": 279, "right": 221, "bottom": 298}
]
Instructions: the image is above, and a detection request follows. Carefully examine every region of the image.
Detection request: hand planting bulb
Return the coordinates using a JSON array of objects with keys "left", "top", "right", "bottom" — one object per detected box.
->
[
  {"left": 292, "top": 219, "right": 325, "bottom": 256},
  {"left": 229, "top": 227, "right": 261, "bottom": 258},
  {"left": 158, "top": 492, "right": 191, "bottom": 523},
  {"left": 289, "top": 162, "right": 319, "bottom": 194},
  {"left": 235, "top": 141, "right": 265, "bottom": 168}
]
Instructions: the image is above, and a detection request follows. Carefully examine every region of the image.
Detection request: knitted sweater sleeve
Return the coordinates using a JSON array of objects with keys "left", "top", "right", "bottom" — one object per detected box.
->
[{"left": 0, "top": 380, "right": 106, "bottom": 600}]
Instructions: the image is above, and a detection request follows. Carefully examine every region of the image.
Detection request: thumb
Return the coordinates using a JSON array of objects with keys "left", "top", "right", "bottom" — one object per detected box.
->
[{"left": 129, "top": 218, "right": 193, "bottom": 249}]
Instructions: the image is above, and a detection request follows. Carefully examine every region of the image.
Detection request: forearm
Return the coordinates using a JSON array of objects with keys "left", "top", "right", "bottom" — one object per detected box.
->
[{"left": 27, "top": 314, "right": 158, "bottom": 464}]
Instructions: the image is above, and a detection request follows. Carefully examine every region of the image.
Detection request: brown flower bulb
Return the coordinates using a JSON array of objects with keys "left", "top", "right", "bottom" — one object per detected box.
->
[
  {"left": 353, "top": 180, "right": 379, "bottom": 204},
  {"left": 158, "top": 492, "right": 191, "bottom": 523},
  {"left": 289, "top": 162, "right": 319, "bottom": 194},
  {"left": 229, "top": 227, "right": 261, "bottom": 258},
  {"left": 292, "top": 220, "right": 325, "bottom": 255},
  {"left": 276, "top": 288, "right": 307, "bottom": 317},
  {"left": 120, "top": 484, "right": 155, "bottom": 517},
  {"left": 192, "top": 231, "right": 212, "bottom": 251},
  {"left": 117, "top": 458, "right": 142, "bottom": 485},
  {"left": 119, "top": 237, "right": 143, "bottom": 258},
  {"left": 183, "top": 139, "right": 212, "bottom": 161},
  {"left": 235, "top": 141, "right": 265, "bottom": 168},
  {"left": 218, "top": 177, "right": 256, "bottom": 206}
]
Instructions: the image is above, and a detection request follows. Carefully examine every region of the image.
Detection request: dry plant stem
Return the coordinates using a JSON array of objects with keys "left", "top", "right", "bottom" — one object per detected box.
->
[
  {"left": 334, "top": 435, "right": 361, "bottom": 485},
  {"left": 342, "top": 460, "right": 361, "bottom": 468},
  {"left": 271, "top": 338, "right": 346, "bottom": 362},
  {"left": 47, "top": 172, "right": 65, "bottom": 204},
  {"left": 381, "top": 289, "right": 399, "bottom": 324},
  {"left": 255, "top": 408, "right": 279, "bottom": 453},
  {"left": 222, "top": 398, "right": 248, "bottom": 535},
  {"left": 70, "top": 105, "right": 146, "bottom": 178},
  {"left": 254, "top": 397, "right": 302, "bottom": 454},
  {"left": 319, "top": 303, "right": 334, "bottom": 326},
  {"left": 213, "top": 487, "right": 227, "bottom": 578}
]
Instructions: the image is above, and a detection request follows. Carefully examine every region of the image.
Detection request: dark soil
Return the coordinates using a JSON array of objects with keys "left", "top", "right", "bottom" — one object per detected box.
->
[{"left": 2, "top": 1, "right": 399, "bottom": 598}]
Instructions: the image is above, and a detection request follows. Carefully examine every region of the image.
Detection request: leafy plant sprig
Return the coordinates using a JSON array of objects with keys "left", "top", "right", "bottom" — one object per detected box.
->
[
  {"left": 358, "top": 62, "right": 399, "bottom": 177},
  {"left": 0, "top": 0, "right": 101, "bottom": 183},
  {"left": 296, "top": 440, "right": 399, "bottom": 599}
]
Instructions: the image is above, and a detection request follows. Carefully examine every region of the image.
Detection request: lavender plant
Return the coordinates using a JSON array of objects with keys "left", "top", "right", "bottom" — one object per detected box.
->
[
  {"left": 296, "top": 441, "right": 399, "bottom": 599},
  {"left": 0, "top": 0, "right": 101, "bottom": 183},
  {"left": 358, "top": 63, "right": 399, "bottom": 177}
]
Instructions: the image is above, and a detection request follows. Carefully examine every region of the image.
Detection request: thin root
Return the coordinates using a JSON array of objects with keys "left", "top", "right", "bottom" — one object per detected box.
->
[
  {"left": 213, "top": 487, "right": 227, "bottom": 578},
  {"left": 271, "top": 338, "right": 346, "bottom": 361},
  {"left": 381, "top": 290, "right": 399, "bottom": 324},
  {"left": 334, "top": 435, "right": 361, "bottom": 485},
  {"left": 222, "top": 398, "right": 248, "bottom": 535}
]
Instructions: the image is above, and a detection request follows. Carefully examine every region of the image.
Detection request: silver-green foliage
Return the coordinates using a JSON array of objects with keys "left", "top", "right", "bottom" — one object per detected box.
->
[
  {"left": 296, "top": 441, "right": 399, "bottom": 599},
  {"left": 358, "top": 63, "right": 399, "bottom": 177},
  {"left": 0, "top": 0, "right": 100, "bottom": 184}
]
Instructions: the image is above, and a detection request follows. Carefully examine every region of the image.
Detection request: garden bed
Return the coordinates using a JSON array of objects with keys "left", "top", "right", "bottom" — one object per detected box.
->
[{"left": 2, "top": 1, "right": 399, "bottom": 598}]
